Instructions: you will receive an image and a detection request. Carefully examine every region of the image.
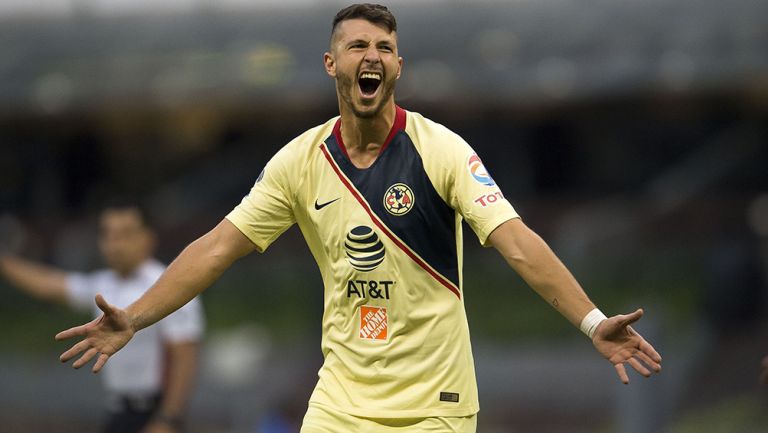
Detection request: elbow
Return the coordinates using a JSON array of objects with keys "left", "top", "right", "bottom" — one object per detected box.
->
[
  {"left": 502, "top": 251, "right": 535, "bottom": 275},
  {"left": 192, "top": 231, "right": 238, "bottom": 272}
]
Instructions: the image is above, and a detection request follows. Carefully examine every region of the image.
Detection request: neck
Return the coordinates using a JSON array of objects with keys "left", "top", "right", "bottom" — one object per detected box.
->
[{"left": 338, "top": 101, "right": 396, "bottom": 153}]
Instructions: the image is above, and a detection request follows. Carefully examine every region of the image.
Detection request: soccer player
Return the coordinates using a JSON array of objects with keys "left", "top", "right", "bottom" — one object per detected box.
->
[
  {"left": 1, "top": 201, "right": 204, "bottom": 433},
  {"left": 55, "top": 4, "right": 661, "bottom": 432}
]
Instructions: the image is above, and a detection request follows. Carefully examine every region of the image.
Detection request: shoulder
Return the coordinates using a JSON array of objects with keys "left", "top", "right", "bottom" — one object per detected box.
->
[
  {"left": 256, "top": 117, "right": 337, "bottom": 189},
  {"left": 405, "top": 111, "right": 466, "bottom": 145},
  {"left": 282, "top": 117, "right": 338, "bottom": 154},
  {"left": 404, "top": 110, "right": 473, "bottom": 165},
  {"left": 264, "top": 117, "right": 338, "bottom": 173}
]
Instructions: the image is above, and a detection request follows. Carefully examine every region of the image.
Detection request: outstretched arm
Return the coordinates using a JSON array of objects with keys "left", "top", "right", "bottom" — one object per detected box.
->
[
  {"left": 56, "top": 219, "right": 256, "bottom": 372},
  {"left": 487, "top": 218, "right": 662, "bottom": 383},
  {"left": 0, "top": 254, "right": 69, "bottom": 303}
]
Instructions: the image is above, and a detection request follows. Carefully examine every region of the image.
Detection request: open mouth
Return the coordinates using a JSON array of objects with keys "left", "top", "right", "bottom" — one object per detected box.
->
[{"left": 358, "top": 72, "right": 382, "bottom": 97}]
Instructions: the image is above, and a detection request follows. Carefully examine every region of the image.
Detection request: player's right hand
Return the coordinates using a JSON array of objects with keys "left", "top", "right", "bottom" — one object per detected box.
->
[
  {"left": 55, "top": 294, "right": 135, "bottom": 373},
  {"left": 591, "top": 308, "right": 662, "bottom": 384}
]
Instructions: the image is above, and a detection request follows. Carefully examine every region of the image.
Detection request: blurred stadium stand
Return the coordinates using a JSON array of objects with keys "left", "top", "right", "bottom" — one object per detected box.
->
[
  {"left": 1, "top": 1, "right": 767, "bottom": 432},
  {"left": 0, "top": 0, "right": 766, "bottom": 111}
]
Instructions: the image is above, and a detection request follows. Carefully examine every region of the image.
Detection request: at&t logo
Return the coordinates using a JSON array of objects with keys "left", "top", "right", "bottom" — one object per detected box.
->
[{"left": 345, "top": 226, "right": 385, "bottom": 271}]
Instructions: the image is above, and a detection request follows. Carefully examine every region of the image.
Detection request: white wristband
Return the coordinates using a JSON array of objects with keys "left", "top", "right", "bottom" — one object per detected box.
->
[{"left": 580, "top": 308, "right": 607, "bottom": 339}]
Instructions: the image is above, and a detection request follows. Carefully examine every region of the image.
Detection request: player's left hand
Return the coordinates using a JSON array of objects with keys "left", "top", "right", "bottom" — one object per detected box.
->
[{"left": 592, "top": 308, "right": 662, "bottom": 384}]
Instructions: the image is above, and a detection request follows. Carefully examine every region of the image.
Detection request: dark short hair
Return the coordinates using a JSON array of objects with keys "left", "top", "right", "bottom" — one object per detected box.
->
[
  {"left": 101, "top": 196, "right": 152, "bottom": 229},
  {"left": 331, "top": 3, "right": 397, "bottom": 38}
]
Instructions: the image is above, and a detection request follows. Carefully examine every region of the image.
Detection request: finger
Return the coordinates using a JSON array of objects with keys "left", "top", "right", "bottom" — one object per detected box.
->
[
  {"left": 55, "top": 323, "right": 91, "bottom": 341},
  {"left": 614, "top": 363, "right": 630, "bottom": 384},
  {"left": 95, "top": 294, "right": 116, "bottom": 316},
  {"left": 59, "top": 339, "right": 92, "bottom": 362},
  {"left": 93, "top": 353, "right": 110, "bottom": 373},
  {"left": 617, "top": 308, "right": 644, "bottom": 328},
  {"left": 627, "top": 356, "right": 652, "bottom": 378},
  {"left": 639, "top": 339, "right": 662, "bottom": 364},
  {"left": 634, "top": 349, "right": 661, "bottom": 373},
  {"left": 611, "top": 348, "right": 634, "bottom": 364},
  {"left": 72, "top": 347, "right": 99, "bottom": 369},
  {"left": 626, "top": 329, "right": 663, "bottom": 364}
]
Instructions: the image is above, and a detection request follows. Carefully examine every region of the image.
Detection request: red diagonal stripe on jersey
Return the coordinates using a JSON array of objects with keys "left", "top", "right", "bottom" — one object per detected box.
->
[{"left": 320, "top": 142, "right": 461, "bottom": 299}]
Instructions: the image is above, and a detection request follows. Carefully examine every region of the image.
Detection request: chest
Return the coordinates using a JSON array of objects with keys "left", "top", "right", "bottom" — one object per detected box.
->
[{"left": 297, "top": 138, "right": 455, "bottom": 266}]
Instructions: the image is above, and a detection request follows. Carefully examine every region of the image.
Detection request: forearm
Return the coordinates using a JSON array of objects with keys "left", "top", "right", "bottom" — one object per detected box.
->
[
  {"left": 0, "top": 254, "right": 68, "bottom": 302},
  {"left": 489, "top": 219, "right": 595, "bottom": 327},
  {"left": 127, "top": 219, "right": 253, "bottom": 332}
]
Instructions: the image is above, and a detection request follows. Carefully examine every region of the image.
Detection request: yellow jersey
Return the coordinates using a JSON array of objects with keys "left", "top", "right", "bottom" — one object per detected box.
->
[{"left": 226, "top": 106, "right": 518, "bottom": 418}]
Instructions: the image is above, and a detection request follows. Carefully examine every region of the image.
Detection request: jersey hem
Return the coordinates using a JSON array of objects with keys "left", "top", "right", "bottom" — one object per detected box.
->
[{"left": 307, "top": 400, "right": 480, "bottom": 419}]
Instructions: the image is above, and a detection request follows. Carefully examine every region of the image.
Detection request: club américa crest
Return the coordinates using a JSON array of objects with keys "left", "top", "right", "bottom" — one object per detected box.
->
[{"left": 383, "top": 183, "right": 415, "bottom": 216}]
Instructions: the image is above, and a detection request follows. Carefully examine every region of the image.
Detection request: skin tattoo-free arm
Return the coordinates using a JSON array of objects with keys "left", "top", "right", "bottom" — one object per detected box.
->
[
  {"left": 57, "top": 219, "right": 255, "bottom": 372},
  {"left": 488, "top": 218, "right": 662, "bottom": 384}
]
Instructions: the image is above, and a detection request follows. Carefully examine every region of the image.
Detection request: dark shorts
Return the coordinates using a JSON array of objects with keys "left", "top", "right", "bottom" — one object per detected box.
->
[{"left": 101, "top": 393, "right": 162, "bottom": 433}]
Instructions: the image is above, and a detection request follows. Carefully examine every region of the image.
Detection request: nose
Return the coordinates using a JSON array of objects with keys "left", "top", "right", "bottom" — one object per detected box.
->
[{"left": 363, "top": 45, "right": 381, "bottom": 64}]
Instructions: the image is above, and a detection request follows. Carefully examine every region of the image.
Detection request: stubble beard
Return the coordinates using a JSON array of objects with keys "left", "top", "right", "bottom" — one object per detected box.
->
[{"left": 337, "top": 72, "right": 396, "bottom": 119}]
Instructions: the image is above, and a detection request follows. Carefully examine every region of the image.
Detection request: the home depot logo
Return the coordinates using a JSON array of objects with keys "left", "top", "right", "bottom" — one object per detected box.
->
[{"left": 359, "top": 306, "right": 388, "bottom": 341}]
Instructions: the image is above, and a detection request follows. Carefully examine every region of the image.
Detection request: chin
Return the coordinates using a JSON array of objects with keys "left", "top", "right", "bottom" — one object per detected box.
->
[
  {"left": 351, "top": 99, "right": 386, "bottom": 119},
  {"left": 352, "top": 107, "right": 379, "bottom": 119}
]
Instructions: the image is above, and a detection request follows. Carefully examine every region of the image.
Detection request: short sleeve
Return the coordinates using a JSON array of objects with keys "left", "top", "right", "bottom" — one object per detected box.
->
[
  {"left": 449, "top": 143, "right": 519, "bottom": 246},
  {"left": 226, "top": 145, "right": 297, "bottom": 252},
  {"left": 160, "top": 296, "right": 205, "bottom": 343},
  {"left": 65, "top": 272, "right": 98, "bottom": 311}
]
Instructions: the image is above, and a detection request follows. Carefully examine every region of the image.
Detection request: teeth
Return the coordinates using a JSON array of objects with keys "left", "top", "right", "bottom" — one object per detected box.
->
[{"left": 360, "top": 72, "right": 381, "bottom": 80}]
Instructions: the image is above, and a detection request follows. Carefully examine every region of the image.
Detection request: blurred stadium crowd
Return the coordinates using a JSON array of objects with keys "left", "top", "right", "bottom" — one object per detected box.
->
[{"left": 1, "top": 0, "right": 767, "bottom": 432}]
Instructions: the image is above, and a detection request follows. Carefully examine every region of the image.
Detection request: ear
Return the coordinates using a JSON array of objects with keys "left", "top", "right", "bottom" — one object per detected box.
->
[
  {"left": 324, "top": 52, "right": 336, "bottom": 78},
  {"left": 396, "top": 56, "right": 403, "bottom": 80}
]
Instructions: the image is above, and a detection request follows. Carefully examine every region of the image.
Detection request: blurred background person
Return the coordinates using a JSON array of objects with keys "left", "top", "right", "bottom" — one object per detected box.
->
[{"left": 0, "top": 200, "right": 205, "bottom": 433}]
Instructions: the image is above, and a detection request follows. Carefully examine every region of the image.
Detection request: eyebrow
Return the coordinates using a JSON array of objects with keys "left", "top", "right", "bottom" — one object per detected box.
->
[{"left": 345, "top": 38, "right": 395, "bottom": 48}]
